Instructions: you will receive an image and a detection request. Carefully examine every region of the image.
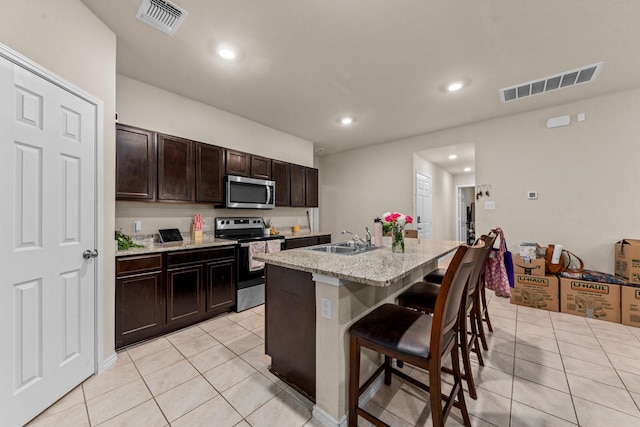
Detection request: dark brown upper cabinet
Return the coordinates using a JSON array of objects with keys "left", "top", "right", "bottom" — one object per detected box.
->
[
  {"left": 195, "top": 143, "right": 225, "bottom": 203},
  {"left": 290, "top": 164, "right": 306, "bottom": 207},
  {"left": 305, "top": 167, "right": 318, "bottom": 207},
  {"left": 115, "top": 124, "right": 156, "bottom": 201},
  {"left": 225, "top": 150, "right": 251, "bottom": 177},
  {"left": 251, "top": 155, "right": 272, "bottom": 180},
  {"left": 157, "top": 134, "right": 195, "bottom": 202},
  {"left": 272, "top": 160, "right": 290, "bottom": 206}
]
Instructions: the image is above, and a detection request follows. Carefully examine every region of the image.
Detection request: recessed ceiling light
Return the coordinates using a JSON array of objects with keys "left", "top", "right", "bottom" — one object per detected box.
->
[
  {"left": 447, "top": 82, "right": 463, "bottom": 92},
  {"left": 448, "top": 154, "right": 458, "bottom": 160},
  {"left": 218, "top": 47, "right": 237, "bottom": 60},
  {"left": 338, "top": 116, "right": 355, "bottom": 126},
  {"left": 464, "top": 167, "right": 471, "bottom": 172}
]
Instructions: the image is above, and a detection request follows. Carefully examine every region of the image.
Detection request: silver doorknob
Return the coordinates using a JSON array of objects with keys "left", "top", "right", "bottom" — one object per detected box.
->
[{"left": 83, "top": 249, "right": 99, "bottom": 259}]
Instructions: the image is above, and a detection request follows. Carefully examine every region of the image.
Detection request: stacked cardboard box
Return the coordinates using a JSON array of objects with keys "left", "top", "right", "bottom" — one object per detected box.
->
[
  {"left": 560, "top": 279, "right": 621, "bottom": 323},
  {"left": 513, "top": 254, "right": 545, "bottom": 276},
  {"left": 510, "top": 274, "right": 559, "bottom": 312},
  {"left": 615, "top": 239, "right": 640, "bottom": 327},
  {"left": 615, "top": 239, "right": 640, "bottom": 285},
  {"left": 621, "top": 286, "right": 640, "bottom": 327}
]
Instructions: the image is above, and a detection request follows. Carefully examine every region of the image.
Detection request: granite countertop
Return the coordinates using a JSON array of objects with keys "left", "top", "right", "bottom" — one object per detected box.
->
[
  {"left": 115, "top": 230, "right": 331, "bottom": 257},
  {"left": 116, "top": 235, "right": 238, "bottom": 257},
  {"left": 254, "top": 239, "right": 461, "bottom": 287}
]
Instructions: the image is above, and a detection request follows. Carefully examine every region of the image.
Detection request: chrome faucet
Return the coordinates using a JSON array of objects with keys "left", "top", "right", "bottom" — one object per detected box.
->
[{"left": 342, "top": 229, "right": 371, "bottom": 249}]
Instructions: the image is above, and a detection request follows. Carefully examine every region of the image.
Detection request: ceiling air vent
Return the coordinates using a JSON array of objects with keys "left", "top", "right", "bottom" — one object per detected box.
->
[
  {"left": 499, "top": 62, "right": 604, "bottom": 103},
  {"left": 136, "top": 0, "right": 188, "bottom": 35}
]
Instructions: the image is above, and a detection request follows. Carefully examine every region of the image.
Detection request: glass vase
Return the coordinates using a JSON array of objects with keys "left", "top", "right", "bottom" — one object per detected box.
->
[{"left": 391, "top": 224, "right": 405, "bottom": 253}]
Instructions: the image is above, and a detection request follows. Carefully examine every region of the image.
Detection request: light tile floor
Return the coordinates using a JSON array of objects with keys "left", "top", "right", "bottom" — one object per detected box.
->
[{"left": 27, "top": 293, "right": 640, "bottom": 426}]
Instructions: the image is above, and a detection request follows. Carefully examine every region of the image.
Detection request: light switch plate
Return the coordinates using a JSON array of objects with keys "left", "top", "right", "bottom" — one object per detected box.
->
[
  {"left": 484, "top": 201, "right": 495, "bottom": 210},
  {"left": 134, "top": 220, "right": 142, "bottom": 232}
]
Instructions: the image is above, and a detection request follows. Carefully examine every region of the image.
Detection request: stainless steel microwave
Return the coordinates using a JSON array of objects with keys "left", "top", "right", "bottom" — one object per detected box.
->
[{"left": 226, "top": 175, "right": 275, "bottom": 209}]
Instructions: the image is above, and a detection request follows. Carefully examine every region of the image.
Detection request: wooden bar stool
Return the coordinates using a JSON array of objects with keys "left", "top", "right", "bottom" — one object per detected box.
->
[
  {"left": 397, "top": 232, "right": 496, "bottom": 399},
  {"left": 348, "top": 244, "right": 482, "bottom": 427},
  {"left": 423, "top": 229, "right": 498, "bottom": 350}
]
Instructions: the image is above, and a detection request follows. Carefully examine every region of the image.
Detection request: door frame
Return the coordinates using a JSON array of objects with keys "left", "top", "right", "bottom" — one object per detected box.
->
[
  {"left": 456, "top": 185, "right": 475, "bottom": 243},
  {"left": 0, "top": 43, "right": 105, "bottom": 374}
]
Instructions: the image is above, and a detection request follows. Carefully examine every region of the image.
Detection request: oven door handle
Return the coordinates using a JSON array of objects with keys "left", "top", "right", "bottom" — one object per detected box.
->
[
  {"left": 239, "top": 239, "right": 283, "bottom": 248},
  {"left": 265, "top": 184, "right": 271, "bottom": 204}
]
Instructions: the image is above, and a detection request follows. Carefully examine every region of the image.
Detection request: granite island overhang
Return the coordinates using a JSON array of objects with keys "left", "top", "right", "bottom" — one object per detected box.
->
[{"left": 254, "top": 239, "right": 461, "bottom": 426}]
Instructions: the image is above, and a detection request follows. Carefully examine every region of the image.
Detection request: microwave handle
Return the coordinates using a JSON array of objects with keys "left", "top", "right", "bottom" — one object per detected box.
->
[{"left": 266, "top": 185, "right": 271, "bottom": 204}]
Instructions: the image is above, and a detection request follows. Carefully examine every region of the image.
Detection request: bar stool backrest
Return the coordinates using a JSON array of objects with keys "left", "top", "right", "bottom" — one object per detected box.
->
[
  {"left": 465, "top": 232, "right": 497, "bottom": 307},
  {"left": 432, "top": 243, "right": 484, "bottom": 358}
]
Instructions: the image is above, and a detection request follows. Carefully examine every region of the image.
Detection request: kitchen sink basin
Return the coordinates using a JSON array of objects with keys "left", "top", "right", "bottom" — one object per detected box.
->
[{"left": 305, "top": 241, "right": 382, "bottom": 255}]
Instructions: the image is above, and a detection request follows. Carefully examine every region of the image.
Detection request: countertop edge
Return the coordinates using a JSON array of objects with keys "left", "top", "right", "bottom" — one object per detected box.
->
[{"left": 256, "top": 240, "right": 461, "bottom": 287}]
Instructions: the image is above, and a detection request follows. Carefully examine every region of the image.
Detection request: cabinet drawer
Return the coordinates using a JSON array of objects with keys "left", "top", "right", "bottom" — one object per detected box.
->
[
  {"left": 285, "top": 237, "right": 318, "bottom": 250},
  {"left": 167, "top": 246, "right": 236, "bottom": 267},
  {"left": 116, "top": 254, "right": 163, "bottom": 276}
]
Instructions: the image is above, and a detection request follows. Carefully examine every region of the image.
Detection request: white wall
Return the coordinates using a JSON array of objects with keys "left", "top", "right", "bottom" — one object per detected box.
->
[
  {"left": 320, "top": 88, "right": 640, "bottom": 273},
  {"left": 0, "top": 0, "right": 117, "bottom": 360},
  {"left": 454, "top": 172, "right": 476, "bottom": 188},
  {"left": 117, "top": 75, "right": 314, "bottom": 166}
]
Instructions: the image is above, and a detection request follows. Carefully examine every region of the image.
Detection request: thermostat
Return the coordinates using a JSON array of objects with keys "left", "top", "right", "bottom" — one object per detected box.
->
[{"left": 527, "top": 191, "right": 538, "bottom": 200}]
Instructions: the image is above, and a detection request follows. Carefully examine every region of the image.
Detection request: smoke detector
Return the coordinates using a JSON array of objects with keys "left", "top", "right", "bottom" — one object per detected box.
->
[
  {"left": 499, "top": 62, "right": 604, "bottom": 103},
  {"left": 136, "top": 0, "right": 188, "bottom": 35}
]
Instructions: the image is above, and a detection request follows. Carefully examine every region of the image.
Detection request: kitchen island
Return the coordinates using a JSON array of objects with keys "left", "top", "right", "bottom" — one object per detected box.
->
[{"left": 254, "top": 238, "right": 460, "bottom": 426}]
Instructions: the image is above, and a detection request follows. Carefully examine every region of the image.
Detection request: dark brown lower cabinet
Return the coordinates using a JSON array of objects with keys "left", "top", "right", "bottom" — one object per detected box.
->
[
  {"left": 115, "top": 246, "right": 236, "bottom": 349},
  {"left": 284, "top": 234, "right": 332, "bottom": 250},
  {"left": 206, "top": 260, "right": 236, "bottom": 313},
  {"left": 166, "top": 264, "right": 203, "bottom": 329},
  {"left": 265, "top": 264, "right": 316, "bottom": 401},
  {"left": 115, "top": 254, "right": 164, "bottom": 349}
]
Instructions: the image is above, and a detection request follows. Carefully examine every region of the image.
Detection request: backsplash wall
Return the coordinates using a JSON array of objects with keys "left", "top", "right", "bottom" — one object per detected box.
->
[{"left": 115, "top": 201, "right": 315, "bottom": 237}]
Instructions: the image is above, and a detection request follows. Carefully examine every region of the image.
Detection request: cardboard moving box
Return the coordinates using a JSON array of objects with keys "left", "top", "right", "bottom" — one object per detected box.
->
[
  {"left": 615, "top": 239, "right": 640, "bottom": 285},
  {"left": 621, "top": 286, "right": 640, "bottom": 328},
  {"left": 510, "top": 274, "right": 559, "bottom": 312},
  {"left": 512, "top": 254, "right": 545, "bottom": 277},
  {"left": 560, "top": 278, "right": 621, "bottom": 323}
]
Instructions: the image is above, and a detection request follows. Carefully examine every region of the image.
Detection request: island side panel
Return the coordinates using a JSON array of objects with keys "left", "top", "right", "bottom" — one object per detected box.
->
[
  {"left": 265, "top": 264, "right": 316, "bottom": 401},
  {"left": 313, "top": 259, "right": 438, "bottom": 423}
]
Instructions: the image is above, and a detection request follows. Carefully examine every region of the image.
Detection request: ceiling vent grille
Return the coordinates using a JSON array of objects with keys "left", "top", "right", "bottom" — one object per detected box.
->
[
  {"left": 136, "top": 0, "right": 188, "bottom": 35},
  {"left": 499, "top": 62, "right": 604, "bottom": 103}
]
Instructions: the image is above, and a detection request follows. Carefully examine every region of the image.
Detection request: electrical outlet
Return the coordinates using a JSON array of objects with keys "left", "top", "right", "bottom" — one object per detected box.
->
[
  {"left": 321, "top": 298, "right": 331, "bottom": 319},
  {"left": 134, "top": 220, "right": 142, "bottom": 232},
  {"left": 484, "top": 201, "right": 495, "bottom": 210}
]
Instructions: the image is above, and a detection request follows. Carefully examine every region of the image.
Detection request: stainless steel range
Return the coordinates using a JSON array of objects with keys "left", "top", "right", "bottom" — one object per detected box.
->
[{"left": 215, "top": 217, "right": 285, "bottom": 312}]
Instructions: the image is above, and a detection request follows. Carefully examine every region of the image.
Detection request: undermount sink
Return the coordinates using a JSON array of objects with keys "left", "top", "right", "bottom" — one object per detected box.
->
[{"left": 305, "top": 241, "right": 382, "bottom": 255}]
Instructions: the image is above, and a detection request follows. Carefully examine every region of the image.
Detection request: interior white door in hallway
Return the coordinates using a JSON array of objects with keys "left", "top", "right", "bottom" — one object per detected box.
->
[
  {"left": 416, "top": 173, "right": 432, "bottom": 239},
  {"left": 0, "top": 51, "right": 98, "bottom": 427}
]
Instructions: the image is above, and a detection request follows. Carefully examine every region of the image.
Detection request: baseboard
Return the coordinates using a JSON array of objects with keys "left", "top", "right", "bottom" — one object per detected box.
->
[
  {"left": 99, "top": 352, "right": 118, "bottom": 373},
  {"left": 312, "top": 406, "right": 347, "bottom": 427},
  {"left": 311, "top": 370, "right": 384, "bottom": 427}
]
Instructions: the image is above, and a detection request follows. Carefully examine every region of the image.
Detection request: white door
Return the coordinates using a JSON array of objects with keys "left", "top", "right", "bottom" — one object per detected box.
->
[
  {"left": 0, "top": 53, "right": 97, "bottom": 427},
  {"left": 416, "top": 173, "right": 432, "bottom": 239}
]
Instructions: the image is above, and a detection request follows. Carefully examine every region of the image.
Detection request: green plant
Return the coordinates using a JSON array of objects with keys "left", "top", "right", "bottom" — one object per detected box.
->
[
  {"left": 263, "top": 218, "right": 272, "bottom": 229},
  {"left": 115, "top": 229, "right": 145, "bottom": 251}
]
